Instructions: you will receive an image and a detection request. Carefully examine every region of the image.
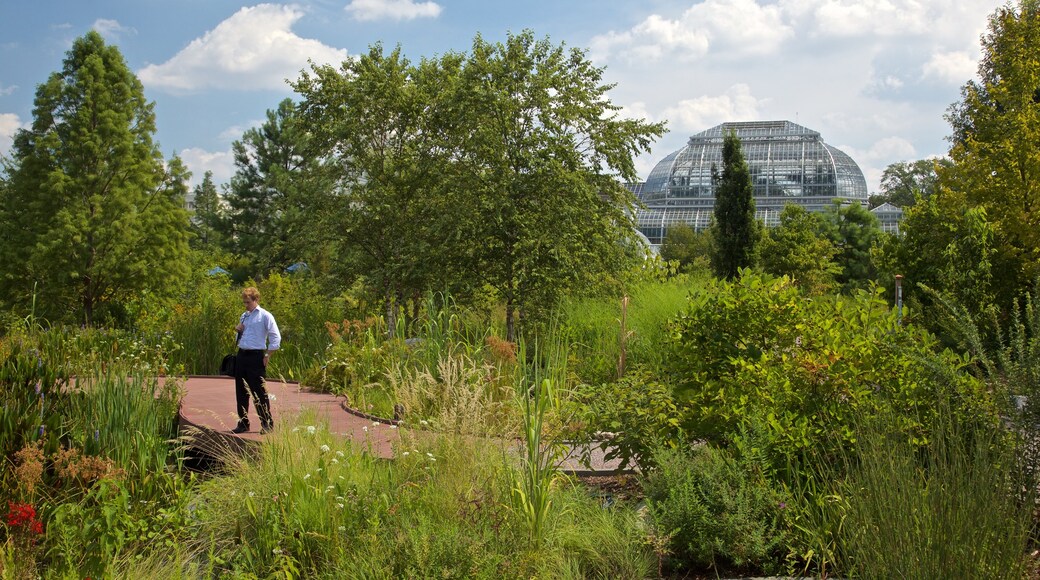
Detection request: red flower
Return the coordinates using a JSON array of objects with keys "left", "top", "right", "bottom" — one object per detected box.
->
[{"left": 5, "top": 502, "right": 43, "bottom": 535}]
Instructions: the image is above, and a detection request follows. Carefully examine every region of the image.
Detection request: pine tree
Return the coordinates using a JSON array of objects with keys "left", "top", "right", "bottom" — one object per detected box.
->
[
  {"left": 710, "top": 131, "right": 760, "bottom": 279},
  {"left": 190, "top": 170, "right": 225, "bottom": 251},
  {"left": 0, "top": 31, "right": 190, "bottom": 325}
]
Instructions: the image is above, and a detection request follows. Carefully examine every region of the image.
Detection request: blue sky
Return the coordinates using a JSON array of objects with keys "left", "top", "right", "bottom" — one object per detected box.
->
[{"left": 0, "top": 0, "right": 1003, "bottom": 192}]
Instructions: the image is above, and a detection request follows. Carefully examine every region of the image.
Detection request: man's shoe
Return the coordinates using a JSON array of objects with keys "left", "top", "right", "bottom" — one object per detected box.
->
[
  {"left": 260, "top": 422, "right": 274, "bottom": 435},
  {"left": 231, "top": 420, "right": 250, "bottom": 434}
]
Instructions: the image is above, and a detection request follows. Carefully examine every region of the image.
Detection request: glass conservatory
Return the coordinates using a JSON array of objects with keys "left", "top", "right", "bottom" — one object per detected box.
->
[{"left": 632, "top": 120, "right": 869, "bottom": 246}]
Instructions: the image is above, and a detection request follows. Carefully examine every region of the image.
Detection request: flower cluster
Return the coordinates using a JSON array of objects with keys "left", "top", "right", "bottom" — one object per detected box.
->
[{"left": 5, "top": 502, "right": 44, "bottom": 536}]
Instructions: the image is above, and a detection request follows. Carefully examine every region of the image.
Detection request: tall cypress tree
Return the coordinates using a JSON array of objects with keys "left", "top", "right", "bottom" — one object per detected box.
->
[
  {"left": 0, "top": 31, "right": 190, "bottom": 325},
  {"left": 710, "top": 131, "right": 760, "bottom": 279}
]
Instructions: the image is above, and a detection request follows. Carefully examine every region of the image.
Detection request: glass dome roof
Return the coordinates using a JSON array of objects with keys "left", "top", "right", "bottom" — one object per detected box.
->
[{"left": 634, "top": 120, "right": 869, "bottom": 245}]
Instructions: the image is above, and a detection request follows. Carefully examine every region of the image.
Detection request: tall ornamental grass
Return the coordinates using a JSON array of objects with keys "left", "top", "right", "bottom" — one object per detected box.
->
[
  {"left": 562, "top": 276, "right": 696, "bottom": 383},
  {"left": 794, "top": 399, "right": 1033, "bottom": 579},
  {"left": 187, "top": 412, "right": 653, "bottom": 578}
]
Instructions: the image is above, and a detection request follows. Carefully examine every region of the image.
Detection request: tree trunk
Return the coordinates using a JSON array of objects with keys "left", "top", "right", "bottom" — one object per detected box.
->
[
  {"left": 505, "top": 300, "right": 515, "bottom": 343},
  {"left": 385, "top": 288, "right": 397, "bottom": 339}
]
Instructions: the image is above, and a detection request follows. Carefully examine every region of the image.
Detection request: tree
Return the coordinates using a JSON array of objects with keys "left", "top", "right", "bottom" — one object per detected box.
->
[
  {"left": 874, "top": 191, "right": 998, "bottom": 318},
  {"left": 190, "top": 170, "right": 225, "bottom": 251},
  {"left": 224, "top": 98, "right": 318, "bottom": 277},
  {"left": 660, "top": 222, "right": 712, "bottom": 272},
  {"left": 709, "top": 132, "right": 760, "bottom": 279},
  {"left": 819, "top": 201, "right": 882, "bottom": 292},
  {"left": 943, "top": 0, "right": 1040, "bottom": 287},
  {"left": 761, "top": 204, "right": 840, "bottom": 295},
  {"left": 293, "top": 45, "right": 459, "bottom": 334},
  {"left": 868, "top": 158, "right": 951, "bottom": 208},
  {"left": 0, "top": 32, "right": 190, "bottom": 325},
  {"left": 453, "top": 32, "right": 665, "bottom": 340}
]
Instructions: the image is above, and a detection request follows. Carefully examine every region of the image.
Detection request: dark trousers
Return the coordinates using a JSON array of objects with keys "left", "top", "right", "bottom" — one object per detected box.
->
[{"left": 235, "top": 349, "right": 273, "bottom": 427}]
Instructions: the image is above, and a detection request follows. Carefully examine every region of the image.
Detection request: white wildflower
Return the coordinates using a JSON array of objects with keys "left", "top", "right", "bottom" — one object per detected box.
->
[
  {"left": 320, "top": 444, "right": 330, "bottom": 453},
  {"left": 338, "top": 526, "right": 346, "bottom": 532},
  {"left": 420, "top": 420, "right": 429, "bottom": 426},
  {"left": 331, "top": 458, "right": 339, "bottom": 464},
  {"left": 248, "top": 492, "right": 255, "bottom": 497},
  {"left": 362, "top": 426, "right": 368, "bottom": 433},
  {"left": 402, "top": 451, "right": 410, "bottom": 457},
  {"left": 337, "top": 503, "right": 344, "bottom": 509},
  {"left": 268, "top": 394, "right": 277, "bottom": 401},
  {"left": 306, "top": 426, "right": 316, "bottom": 435},
  {"left": 304, "top": 473, "right": 311, "bottom": 480},
  {"left": 336, "top": 451, "right": 344, "bottom": 458}
]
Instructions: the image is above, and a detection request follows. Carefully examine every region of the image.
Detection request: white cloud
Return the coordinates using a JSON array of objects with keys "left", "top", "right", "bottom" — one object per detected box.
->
[
  {"left": 661, "top": 84, "right": 766, "bottom": 131},
  {"left": 0, "top": 113, "right": 25, "bottom": 159},
  {"left": 178, "top": 147, "right": 235, "bottom": 187},
  {"left": 840, "top": 136, "right": 918, "bottom": 193},
  {"left": 345, "top": 0, "right": 442, "bottom": 21},
  {"left": 92, "top": 18, "right": 136, "bottom": 41},
  {"left": 218, "top": 120, "right": 265, "bottom": 143},
  {"left": 0, "top": 83, "right": 17, "bottom": 97},
  {"left": 590, "top": 0, "right": 792, "bottom": 62},
  {"left": 619, "top": 101, "right": 654, "bottom": 123},
  {"left": 922, "top": 50, "right": 977, "bottom": 85},
  {"left": 138, "top": 4, "right": 348, "bottom": 92}
]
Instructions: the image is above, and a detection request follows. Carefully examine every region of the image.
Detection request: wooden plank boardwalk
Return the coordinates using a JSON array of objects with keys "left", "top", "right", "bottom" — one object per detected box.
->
[{"left": 178, "top": 376, "right": 630, "bottom": 476}]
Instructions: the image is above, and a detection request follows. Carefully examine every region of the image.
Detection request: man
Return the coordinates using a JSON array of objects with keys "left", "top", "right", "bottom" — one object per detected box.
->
[{"left": 232, "top": 286, "right": 281, "bottom": 434}]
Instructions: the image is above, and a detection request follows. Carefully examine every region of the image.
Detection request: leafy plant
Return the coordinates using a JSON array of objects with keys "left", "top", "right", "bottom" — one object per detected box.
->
[{"left": 642, "top": 442, "right": 790, "bottom": 574}]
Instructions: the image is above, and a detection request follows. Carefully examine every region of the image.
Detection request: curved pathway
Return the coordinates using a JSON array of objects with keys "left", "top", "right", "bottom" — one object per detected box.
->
[{"left": 178, "top": 376, "right": 628, "bottom": 475}]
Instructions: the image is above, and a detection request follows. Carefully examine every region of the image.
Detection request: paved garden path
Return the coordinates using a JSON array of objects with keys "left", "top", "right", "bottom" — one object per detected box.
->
[{"left": 178, "top": 376, "right": 628, "bottom": 476}]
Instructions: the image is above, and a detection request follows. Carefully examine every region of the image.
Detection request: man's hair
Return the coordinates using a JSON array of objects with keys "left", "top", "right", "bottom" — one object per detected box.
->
[{"left": 242, "top": 287, "right": 261, "bottom": 302}]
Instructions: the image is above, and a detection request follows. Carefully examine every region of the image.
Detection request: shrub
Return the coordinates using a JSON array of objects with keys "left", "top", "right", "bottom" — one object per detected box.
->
[
  {"left": 642, "top": 443, "right": 790, "bottom": 574},
  {"left": 667, "top": 270, "right": 997, "bottom": 473},
  {"left": 574, "top": 370, "right": 686, "bottom": 470}
]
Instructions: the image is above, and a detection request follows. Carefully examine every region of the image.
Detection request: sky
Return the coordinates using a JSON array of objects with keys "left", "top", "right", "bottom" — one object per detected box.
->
[{"left": 0, "top": 0, "right": 1004, "bottom": 193}]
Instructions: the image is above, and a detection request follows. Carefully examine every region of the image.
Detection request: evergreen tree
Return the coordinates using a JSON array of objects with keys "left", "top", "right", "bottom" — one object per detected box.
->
[
  {"left": 0, "top": 31, "right": 190, "bottom": 325},
  {"left": 709, "top": 132, "right": 760, "bottom": 279},
  {"left": 224, "top": 98, "right": 316, "bottom": 277},
  {"left": 819, "top": 201, "right": 882, "bottom": 292},
  {"left": 190, "top": 170, "right": 225, "bottom": 251}
]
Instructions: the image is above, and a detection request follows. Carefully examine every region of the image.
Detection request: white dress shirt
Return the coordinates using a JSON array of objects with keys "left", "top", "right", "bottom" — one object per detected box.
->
[{"left": 238, "top": 306, "right": 281, "bottom": 351}]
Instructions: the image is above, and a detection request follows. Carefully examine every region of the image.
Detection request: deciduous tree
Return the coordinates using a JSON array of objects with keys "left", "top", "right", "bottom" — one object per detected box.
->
[
  {"left": 452, "top": 31, "right": 665, "bottom": 340},
  {"left": 761, "top": 204, "right": 840, "bottom": 295},
  {"left": 943, "top": 0, "right": 1040, "bottom": 287}
]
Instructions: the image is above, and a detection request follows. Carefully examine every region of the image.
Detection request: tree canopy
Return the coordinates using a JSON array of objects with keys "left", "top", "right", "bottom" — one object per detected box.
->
[
  {"left": 709, "top": 132, "right": 760, "bottom": 279},
  {"left": 293, "top": 32, "right": 665, "bottom": 339},
  {"left": 0, "top": 31, "right": 190, "bottom": 325}
]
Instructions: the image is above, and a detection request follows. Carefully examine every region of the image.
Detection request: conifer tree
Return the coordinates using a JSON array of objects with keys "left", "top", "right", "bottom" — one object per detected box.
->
[
  {"left": 710, "top": 132, "right": 760, "bottom": 279},
  {"left": 0, "top": 31, "right": 190, "bottom": 325}
]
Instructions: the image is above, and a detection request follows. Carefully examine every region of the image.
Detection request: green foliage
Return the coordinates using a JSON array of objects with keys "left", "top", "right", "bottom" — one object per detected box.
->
[
  {"left": 874, "top": 194, "right": 998, "bottom": 318},
  {"left": 795, "top": 400, "right": 1031, "bottom": 579},
  {"left": 667, "top": 271, "right": 996, "bottom": 470},
  {"left": 760, "top": 204, "right": 840, "bottom": 295},
  {"left": 660, "top": 223, "right": 711, "bottom": 273},
  {"left": 710, "top": 132, "right": 761, "bottom": 279},
  {"left": 944, "top": 0, "right": 1040, "bottom": 286},
  {"left": 643, "top": 443, "right": 790, "bottom": 573},
  {"left": 513, "top": 379, "right": 562, "bottom": 548},
  {"left": 576, "top": 371, "right": 684, "bottom": 470},
  {"left": 819, "top": 201, "right": 882, "bottom": 292},
  {"left": 0, "top": 31, "right": 191, "bottom": 326},
  {"left": 868, "top": 158, "right": 950, "bottom": 209}
]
